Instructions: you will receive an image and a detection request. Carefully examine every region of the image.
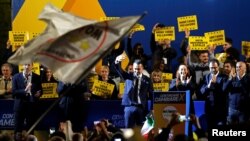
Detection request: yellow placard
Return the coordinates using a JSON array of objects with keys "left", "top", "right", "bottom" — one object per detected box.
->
[
  {"left": 241, "top": 41, "right": 250, "bottom": 56},
  {"left": 215, "top": 53, "right": 227, "bottom": 63},
  {"left": 177, "top": 15, "right": 198, "bottom": 32},
  {"left": 162, "top": 73, "right": 173, "bottom": 81},
  {"left": 130, "top": 23, "right": 145, "bottom": 32},
  {"left": 155, "top": 26, "right": 175, "bottom": 41},
  {"left": 8, "top": 31, "right": 29, "bottom": 46},
  {"left": 99, "top": 16, "right": 120, "bottom": 21},
  {"left": 204, "top": 30, "right": 225, "bottom": 46},
  {"left": 119, "top": 82, "right": 125, "bottom": 96},
  {"left": 40, "top": 83, "right": 58, "bottom": 99},
  {"left": 189, "top": 36, "right": 209, "bottom": 50},
  {"left": 9, "top": 31, "right": 41, "bottom": 51},
  {"left": 92, "top": 80, "right": 115, "bottom": 97},
  {"left": 18, "top": 62, "right": 40, "bottom": 75},
  {"left": 153, "top": 83, "right": 169, "bottom": 92}
]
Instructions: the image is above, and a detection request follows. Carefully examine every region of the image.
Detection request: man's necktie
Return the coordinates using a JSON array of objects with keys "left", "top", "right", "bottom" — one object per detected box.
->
[
  {"left": 134, "top": 78, "right": 139, "bottom": 103},
  {"left": 4, "top": 79, "right": 8, "bottom": 91},
  {"left": 25, "top": 74, "right": 29, "bottom": 85}
]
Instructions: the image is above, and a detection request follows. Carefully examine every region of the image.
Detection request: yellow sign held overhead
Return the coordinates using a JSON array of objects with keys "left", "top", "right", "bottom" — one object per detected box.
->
[
  {"left": 177, "top": 15, "right": 198, "bottom": 32},
  {"left": 155, "top": 26, "right": 175, "bottom": 41},
  {"left": 92, "top": 80, "right": 115, "bottom": 97},
  {"left": 153, "top": 83, "right": 169, "bottom": 92},
  {"left": 9, "top": 31, "right": 29, "bottom": 46},
  {"left": 9, "top": 31, "right": 41, "bottom": 51},
  {"left": 130, "top": 23, "right": 145, "bottom": 32},
  {"left": 242, "top": 41, "right": 250, "bottom": 56},
  {"left": 204, "top": 30, "right": 225, "bottom": 46},
  {"left": 189, "top": 36, "right": 209, "bottom": 50}
]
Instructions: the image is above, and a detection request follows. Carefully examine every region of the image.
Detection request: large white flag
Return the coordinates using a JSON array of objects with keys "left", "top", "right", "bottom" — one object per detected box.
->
[
  {"left": 8, "top": 3, "right": 96, "bottom": 65},
  {"left": 8, "top": 3, "right": 144, "bottom": 83}
]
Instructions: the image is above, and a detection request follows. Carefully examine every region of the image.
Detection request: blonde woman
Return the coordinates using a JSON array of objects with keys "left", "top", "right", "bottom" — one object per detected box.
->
[
  {"left": 93, "top": 65, "right": 118, "bottom": 100},
  {"left": 169, "top": 64, "right": 194, "bottom": 92},
  {"left": 150, "top": 69, "right": 162, "bottom": 83}
]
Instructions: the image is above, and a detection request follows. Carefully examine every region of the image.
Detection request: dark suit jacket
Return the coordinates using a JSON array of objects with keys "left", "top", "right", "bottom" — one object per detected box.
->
[
  {"left": 121, "top": 72, "right": 154, "bottom": 111},
  {"left": 12, "top": 72, "right": 42, "bottom": 111},
  {"left": 200, "top": 73, "right": 227, "bottom": 118},
  {"left": 169, "top": 78, "right": 196, "bottom": 95},
  {"left": 223, "top": 74, "right": 250, "bottom": 112}
]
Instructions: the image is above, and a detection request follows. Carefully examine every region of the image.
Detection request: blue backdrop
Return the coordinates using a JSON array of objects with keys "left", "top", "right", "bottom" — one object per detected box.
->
[{"left": 99, "top": 0, "right": 250, "bottom": 70}]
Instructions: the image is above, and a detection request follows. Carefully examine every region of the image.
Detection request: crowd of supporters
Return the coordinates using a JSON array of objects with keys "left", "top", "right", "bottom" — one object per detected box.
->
[{"left": 1, "top": 24, "right": 250, "bottom": 141}]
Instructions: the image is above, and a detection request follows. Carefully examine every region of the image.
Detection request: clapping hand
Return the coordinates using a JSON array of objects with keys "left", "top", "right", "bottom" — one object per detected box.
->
[
  {"left": 211, "top": 74, "right": 217, "bottom": 83},
  {"left": 208, "top": 74, "right": 217, "bottom": 88},
  {"left": 186, "top": 76, "right": 192, "bottom": 84},
  {"left": 229, "top": 70, "right": 236, "bottom": 80},
  {"left": 25, "top": 82, "right": 32, "bottom": 92}
]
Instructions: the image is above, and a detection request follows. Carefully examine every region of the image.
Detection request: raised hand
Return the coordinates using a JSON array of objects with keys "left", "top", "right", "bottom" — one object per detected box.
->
[
  {"left": 184, "top": 28, "right": 190, "bottom": 38},
  {"left": 152, "top": 23, "right": 160, "bottom": 33},
  {"left": 115, "top": 54, "right": 126, "bottom": 64},
  {"left": 128, "top": 31, "right": 134, "bottom": 38},
  {"left": 208, "top": 44, "right": 216, "bottom": 54}
]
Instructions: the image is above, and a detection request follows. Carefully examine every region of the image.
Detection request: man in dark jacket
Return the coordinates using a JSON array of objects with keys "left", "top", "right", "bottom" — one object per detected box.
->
[
  {"left": 200, "top": 59, "right": 228, "bottom": 130},
  {"left": 12, "top": 63, "right": 43, "bottom": 135}
]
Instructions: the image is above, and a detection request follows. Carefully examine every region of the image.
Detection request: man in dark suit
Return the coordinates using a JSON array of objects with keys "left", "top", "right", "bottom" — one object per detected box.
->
[
  {"left": 200, "top": 59, "right": 227, "bottom": 130},
  {"left": 115, "top": 57, "right": 154, "bottom": 128},
  {"left": 223, "top": 61, "right": 250, "bottom": 124},
  {"left": 12, "top": 63, "right": 42, "bottom": 136}
]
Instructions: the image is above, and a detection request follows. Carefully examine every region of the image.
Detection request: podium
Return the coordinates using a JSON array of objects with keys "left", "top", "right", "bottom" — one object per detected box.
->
[{"left": 153, "top": 91, "right": 191, "bottom": 136}]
